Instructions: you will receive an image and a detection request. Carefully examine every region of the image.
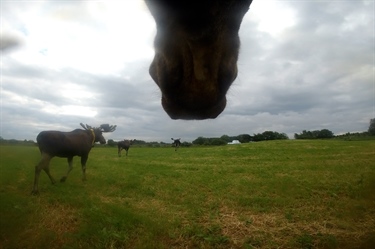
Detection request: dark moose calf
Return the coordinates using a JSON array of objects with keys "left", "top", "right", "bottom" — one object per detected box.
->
[
  {"left": 31, "top": 123, "right": 116, "bottom": 195},
  {"left": 118, "top": 139, "right": 134, "bottom": 157},
  {"left": 171, "top": 138, "right": 181, "bottom": 151}
]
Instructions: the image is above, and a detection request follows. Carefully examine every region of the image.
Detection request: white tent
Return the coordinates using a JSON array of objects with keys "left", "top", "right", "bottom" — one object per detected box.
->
[{"left": 227, "top": 140, "right": 241, "bottom": 144}]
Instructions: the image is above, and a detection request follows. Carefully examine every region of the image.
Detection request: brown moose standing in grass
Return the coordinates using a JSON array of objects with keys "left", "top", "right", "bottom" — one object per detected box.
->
[{"left": 31, "top": 123, "right": 116, "bottom": 195}]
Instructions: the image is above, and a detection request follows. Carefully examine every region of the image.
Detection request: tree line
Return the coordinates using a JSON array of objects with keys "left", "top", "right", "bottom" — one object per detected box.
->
[
  {"left": 1, "top": 119, "right": 374, "bottom": 146},
  {"left": 294, "top": 129, "right": 334, "bottom": 139},
  {"left": 192, "top": 131, "right": 289, "bottom": 146},
  {"left": 105, "top": 131, "right": 290, "bottom": 147},
  {"left": 294, "top": 119, "right": 375, "bottom": 139}
]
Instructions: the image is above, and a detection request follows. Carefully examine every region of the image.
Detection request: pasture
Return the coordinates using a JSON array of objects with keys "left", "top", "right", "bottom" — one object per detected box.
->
[{"left": 0, "top": 140, "right": 374, "bottom": 249}]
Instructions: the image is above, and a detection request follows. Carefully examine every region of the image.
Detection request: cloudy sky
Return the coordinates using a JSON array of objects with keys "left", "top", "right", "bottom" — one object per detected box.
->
[{"left": 1, "top": 0, "right": 373, "bottom": 143}]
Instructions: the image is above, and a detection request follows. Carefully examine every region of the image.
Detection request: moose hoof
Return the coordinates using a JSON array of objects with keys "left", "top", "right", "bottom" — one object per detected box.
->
[{"left": 60, "top": 177, "right": 67, "bottom": 182}]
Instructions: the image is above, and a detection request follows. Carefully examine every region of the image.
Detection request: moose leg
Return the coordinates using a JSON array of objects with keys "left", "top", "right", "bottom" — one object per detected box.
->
[
  {"left": 60, "top": 157, "right": 73, "bottom": 182},
  {"left": 126, "top": 149, "right": 128, "bottom": 156},
  {"left": 118, "top": 147, "right": 122, "bottom": 157},
  {"left": 81, "top": 155, "right": 88, "bottom": 181},
  {"left": 32, "top": 153, "right": 54, "bottom": 195}
]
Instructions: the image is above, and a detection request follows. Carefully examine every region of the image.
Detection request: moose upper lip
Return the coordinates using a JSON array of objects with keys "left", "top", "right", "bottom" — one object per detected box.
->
[{"left": 161, "top": 95, "right": 227, "bottom": 120}]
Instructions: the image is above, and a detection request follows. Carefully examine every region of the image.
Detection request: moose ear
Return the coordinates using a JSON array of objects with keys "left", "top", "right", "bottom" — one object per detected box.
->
[
  {"left": 80, "top": 123, "right": 87, "bottom": 130},
  {"left": 80, "top": 123, "right": 94, "bottom": 130}
]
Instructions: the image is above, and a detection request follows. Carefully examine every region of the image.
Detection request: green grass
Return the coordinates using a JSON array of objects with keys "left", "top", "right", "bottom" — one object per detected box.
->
[{"left": 1, "top": 140, "right": 374, "bottom": 249}]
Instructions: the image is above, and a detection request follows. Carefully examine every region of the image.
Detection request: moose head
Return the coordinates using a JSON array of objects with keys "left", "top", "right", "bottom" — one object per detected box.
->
[
  {"left": 145, "top": 0, "right": 253, "bottom": 119},
  {"left": 79, "top": 123, "right": 117, "bottom": 144}
]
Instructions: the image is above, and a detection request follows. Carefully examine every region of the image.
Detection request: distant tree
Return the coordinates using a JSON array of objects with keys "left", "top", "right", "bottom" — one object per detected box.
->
[
  {"left": 237, "top": 134, "right": 252, "bottom": 143},
  {"left": 107, "top": 139, "right": 116, "bottom": 147},
  {"left": 181, "top": 141, "right": 192, "bottom": 147},
  {"left": 220, "top": 135, "right": 231, "bottom": 143},
  {"left": 252, "top": 133, "right": 263, "bottom": 141},
  {"left": 192, "top": 136, "right": 228, "bottom": 146},
  {"left": 210, "top": 138, "right": 227, "bottom": 146},
  {"left": 334, "top": 131, "right": 370, "bottom": 140},
  {"left": 253, "top": 131, "right": 288, "bottom": 141},
  {"left": 277, "top": 132, "right": 289, "bottom": 140},
  {"left": 133, "top": 140, "right": 146, "bottom": 145},
  {"left": 317, "top": 129, "right": 334, "bottom": 138},
  {"left": 266, "top": 131, "right": 282, "bottom": 140},
  {"left": 295, "top": 129, "right": 334, "bottom": 139},
  {"left": 368, "top": 118, "right": 375, "bottom": 135},
  {"left": 295, "top": 130, "right": 309, "bottom": 139},
  {"left": 192, "top": 136, "right": 207, "bottom": 145},
  {"left": 148, "top": 142, "right": 161, "bottom": 147}
]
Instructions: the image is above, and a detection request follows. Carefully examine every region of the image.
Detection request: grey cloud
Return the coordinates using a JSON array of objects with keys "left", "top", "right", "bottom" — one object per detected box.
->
[{"left": 0, "top": 35, "right": 21, "bottom": 51}]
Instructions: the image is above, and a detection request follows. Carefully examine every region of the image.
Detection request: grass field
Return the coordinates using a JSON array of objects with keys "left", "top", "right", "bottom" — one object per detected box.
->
[{"left": 0, "top": 140, "right": 374, "bottom": 249}]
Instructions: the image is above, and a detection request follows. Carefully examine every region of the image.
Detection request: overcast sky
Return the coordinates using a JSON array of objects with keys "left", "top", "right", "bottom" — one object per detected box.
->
[{"left": 1, "top": 0, "right": 374, "bottom": 143}]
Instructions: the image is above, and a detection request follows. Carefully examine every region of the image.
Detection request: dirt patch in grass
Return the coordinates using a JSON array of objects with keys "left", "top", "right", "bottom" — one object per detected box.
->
[
  {"left": 39, "top": 202, "right": 79, "bottom": 234},
  {"left": 196, "top": 205, "right": 375, "bottom": 248},
  {"left": 19, "top": 201, "right": 81, "bottom": 248}
]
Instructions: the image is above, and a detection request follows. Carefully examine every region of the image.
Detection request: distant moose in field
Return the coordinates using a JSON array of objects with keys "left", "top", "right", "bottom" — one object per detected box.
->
[
  {"left": 171, "top": 138, "right": 181, "bottom": 151},
  {"left": 118, "top": 139, "right": 134, "bottom": 157},
  {"left": 145, "top": 0, "right": 253, "bottom": 119},
  {"left": 31, "top": 123, "right": 116, "bottom": 195}
]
